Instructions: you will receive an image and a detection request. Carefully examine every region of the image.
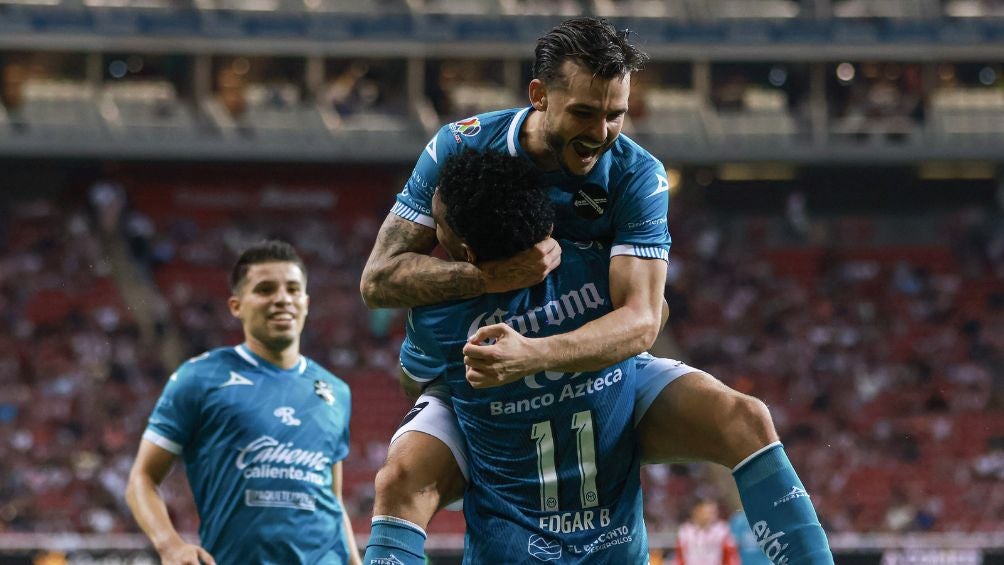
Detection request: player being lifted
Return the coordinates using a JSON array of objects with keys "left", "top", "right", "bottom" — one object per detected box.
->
[
  {"left": 360, "top": 17, "right": 832, "bottom": 565},
  {"left": 128, "top": 241, "right": 360, "bottom": 565},
  {"left": 401, "top": 149, "right": 658, "bottom": 562}
]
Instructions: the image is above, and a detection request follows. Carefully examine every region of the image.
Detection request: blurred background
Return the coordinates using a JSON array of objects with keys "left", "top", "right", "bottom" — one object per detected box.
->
[{"left": 0, "top": 1, "right": 1002, "bottom": 563}]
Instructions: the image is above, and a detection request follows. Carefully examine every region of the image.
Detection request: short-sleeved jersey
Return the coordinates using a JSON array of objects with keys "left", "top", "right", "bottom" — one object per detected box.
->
[
  {"left": 393, "top": 107, "right": 671, "bottom": 262},
  {"left": 402, "top": 241, "right": 648, "bottom": 564},
  {"left": 143, "top": 345, "right": 352, "bottom": 564}
]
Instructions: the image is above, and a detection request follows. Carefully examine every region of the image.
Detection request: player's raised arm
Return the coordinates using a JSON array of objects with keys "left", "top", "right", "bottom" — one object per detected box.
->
[
  {"left": 126, "top": 440, "right": 216, "bottom": 565},
  {"left": 360, "top": 211, "right": 561, "bottom": 309}
]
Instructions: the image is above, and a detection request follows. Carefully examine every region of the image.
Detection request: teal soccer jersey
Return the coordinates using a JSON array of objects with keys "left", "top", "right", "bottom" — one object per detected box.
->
[
  {"left": 393, "top": 107, "right": 671, "bottom": 261},
  {"left": 144, "top": 345, "right": 352, "bottom": 564},
  {"left": 402, "top": 242, "right": 648, "bottom": 564}
]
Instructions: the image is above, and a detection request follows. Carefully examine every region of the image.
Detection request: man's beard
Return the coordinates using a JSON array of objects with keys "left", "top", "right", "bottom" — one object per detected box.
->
[
  {"left": 545, "top": 130, "right": 609, "bottom": 177},
  {"left": 545, "top": 131, "right": 578, "bottom": 177}
]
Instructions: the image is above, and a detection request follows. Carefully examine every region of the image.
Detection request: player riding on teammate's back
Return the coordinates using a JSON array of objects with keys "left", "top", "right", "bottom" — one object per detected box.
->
[{"left": 402, "top": 149, "right": 649, "bottom": 563}]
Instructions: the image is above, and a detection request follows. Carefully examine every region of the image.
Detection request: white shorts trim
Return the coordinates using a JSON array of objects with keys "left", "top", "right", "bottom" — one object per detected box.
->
[{"left": 391, "top": 385, "right": 470, "bottom": 483}]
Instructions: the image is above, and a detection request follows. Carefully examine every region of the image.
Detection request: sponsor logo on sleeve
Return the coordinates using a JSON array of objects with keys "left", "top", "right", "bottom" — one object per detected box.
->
[
  {"left": 450, "top": 116, "right": 482, "bottom": 137},
  {"left": 647, "top": 173, "right": 670, "bottom": 198},
  {"left": 424, "top": 136, "right": 438, "bottom": 163}
]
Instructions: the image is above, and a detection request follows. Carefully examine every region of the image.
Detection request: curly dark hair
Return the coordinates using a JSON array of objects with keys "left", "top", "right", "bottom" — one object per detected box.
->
[
  {"left": 437, "top": 150, "right": 554, "bottom": 263},
  {"left": 230, "top": 239, "right": 306, "bottom": 292},
  {"left": 534, "top": 17, "right": 649, "bottom": 87}
]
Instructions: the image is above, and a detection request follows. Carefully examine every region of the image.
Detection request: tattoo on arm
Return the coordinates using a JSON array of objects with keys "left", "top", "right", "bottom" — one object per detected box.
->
[{"left": 361, "top": 213, "right": 486, "bottom": 308}]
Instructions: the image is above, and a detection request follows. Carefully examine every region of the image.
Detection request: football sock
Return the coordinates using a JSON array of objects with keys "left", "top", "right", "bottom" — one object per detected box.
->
[
  {"left": 733, "top": 442, "right": 834, "bottom": 564},
  {"left": 362, "top": 515, "right": 427, "bottom": 565}
]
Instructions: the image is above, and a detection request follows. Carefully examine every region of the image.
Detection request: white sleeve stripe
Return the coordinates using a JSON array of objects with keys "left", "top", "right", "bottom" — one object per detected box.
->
[
  {"left": 507, "top": 107, "right": 530, "bottom": 157},
  {"left": 391, "top": 202, "right": 435, "bottom": 229},
  {"left": 400, "top": 362, "right": 437, "bottom": 383},
  {"left": 143, "top": 429, "right": 184, "bottom": 455},
  {"left": 611, "top": 244, "right": 669, "bottom": 262}
]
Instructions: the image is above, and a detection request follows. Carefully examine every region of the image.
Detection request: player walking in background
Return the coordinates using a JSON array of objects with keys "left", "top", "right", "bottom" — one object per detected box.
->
[
  {"left": 126, "top": 240, "right": 360, "bottom": 565},
  {"left": 673, "top": 500, "right": 740, "bottom": 565},
  {"left": 399, "top": 149, "right": 655, "bottom": 563},
  {"left": 729, "top": 510, "right": 772, "bottom": 565},
  {"left": 360, "top": 16, "right": 832, "bottom": 565}
]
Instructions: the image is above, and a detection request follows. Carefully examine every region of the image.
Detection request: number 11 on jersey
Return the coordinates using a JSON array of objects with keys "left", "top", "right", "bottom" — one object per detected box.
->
[{"left": 531, "top": 410, "right": 599, "bottom": 512}]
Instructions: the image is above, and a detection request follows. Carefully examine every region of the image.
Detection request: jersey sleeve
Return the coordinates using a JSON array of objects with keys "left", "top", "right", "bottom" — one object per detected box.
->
[
  {"left": 332, "top": 380, "right": 352, "bottom": 463},
  {"left": 610, "top": 159, "right": 671, "bottom": 262},
  {"left": 399, "top": 310, "right": 446, "bottom": 383},
  {"left": 392, "top": 124, "right": 463, "bottom": 228},
  {"left": 143, "top": 357, "right": 208, "bottom": 455}
]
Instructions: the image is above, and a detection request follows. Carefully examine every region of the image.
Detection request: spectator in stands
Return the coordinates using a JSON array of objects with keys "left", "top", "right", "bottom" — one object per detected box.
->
[{"left": 126, "top": 240, "right": 360, "bottom": 564}]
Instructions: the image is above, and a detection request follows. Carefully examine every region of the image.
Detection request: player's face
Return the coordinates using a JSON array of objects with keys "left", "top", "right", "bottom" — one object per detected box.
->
[
  {"left": 229, "top": 262, "right": 309, "bottom": 353},
  {"left": 536, "top": 60, "right": 630, "bottom": 177},
  {"left": 431, "top": 191, "right": 471, "bottom": 262}
]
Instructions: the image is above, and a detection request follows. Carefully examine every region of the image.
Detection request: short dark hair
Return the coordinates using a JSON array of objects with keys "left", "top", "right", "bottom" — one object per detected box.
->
[
  {"left": 437, "top": 150, "right": 554, "bottom": 263},
  {"left": 230, "top": 239, "right": 306, "bottom": 292},
  {"left": 533, "top": 17, "right": 649, "bottom": 87}
]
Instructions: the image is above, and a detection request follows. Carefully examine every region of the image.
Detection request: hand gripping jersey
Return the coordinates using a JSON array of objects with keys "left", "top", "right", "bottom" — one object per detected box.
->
[
  {"left": 393, "top": 107, "right": 671, "bottom": 262},
  {"left": 143, "top": 345, "right": 352, "bottom": 564},
  {"left": 402, "top": 242, "right": 648, "bottom": 564}
]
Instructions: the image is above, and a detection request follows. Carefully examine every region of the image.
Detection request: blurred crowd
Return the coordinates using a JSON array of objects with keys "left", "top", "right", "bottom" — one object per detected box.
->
[{"left": 0, "top": 169, "right": 1001, "bottom": 541}]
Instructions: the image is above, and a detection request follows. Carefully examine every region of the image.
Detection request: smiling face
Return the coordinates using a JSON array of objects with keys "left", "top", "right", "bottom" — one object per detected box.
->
[
  {"left": 530, "top": 59, "right": 630, "bottom": 177},
  {"left": 228, "top": 261, "right": 309, "bottom": 355}
]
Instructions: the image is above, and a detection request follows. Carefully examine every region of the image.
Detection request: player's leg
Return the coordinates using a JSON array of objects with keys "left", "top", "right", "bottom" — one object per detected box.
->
[
  {"left": 634, "top": 356, "right": 833, "bottom": 564},
  {"left": 363, "top": 389, "right": 467, "bottom": 565}
]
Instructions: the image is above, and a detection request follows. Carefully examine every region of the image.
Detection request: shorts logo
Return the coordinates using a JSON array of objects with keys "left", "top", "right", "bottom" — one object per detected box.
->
[
  {"left": 528, "top": 534, "right": 562, "bottom": 561},
  {"left": 452, "top": 116, "right": 481, "bottom": 136},
  {"left": 273, "top": 407, "right": 301, "bottom": 426},
  {"left": 399, "top": 401, "right": 429, "bottom": 428}
]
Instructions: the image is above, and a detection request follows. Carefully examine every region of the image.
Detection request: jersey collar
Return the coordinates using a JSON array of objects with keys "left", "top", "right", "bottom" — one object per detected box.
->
[{"left": 235, "top": 344, "right": 307, "bottom": 375}]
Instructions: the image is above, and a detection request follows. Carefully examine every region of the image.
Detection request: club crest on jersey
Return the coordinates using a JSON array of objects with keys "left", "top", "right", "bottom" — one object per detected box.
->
[
  {"left": 450, "top": 116, "right": 481, "bottom": 137},
  {"left": 314, "top": 380, "right": 335, "bottom": 406},
  {"left": 573, "top": 184, "right": 607, "bottom": 219}
]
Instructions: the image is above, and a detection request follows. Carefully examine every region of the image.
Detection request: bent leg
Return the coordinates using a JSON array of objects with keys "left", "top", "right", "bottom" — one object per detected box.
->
[
  {"left": 636, "top": 370, "right": 776, "bottom": 467},
  {"left": 364, "top": 392, "right": 468, "bottom": 565},
  {"left": 635, "top": 363, "right": 832, "bottom": 564}
]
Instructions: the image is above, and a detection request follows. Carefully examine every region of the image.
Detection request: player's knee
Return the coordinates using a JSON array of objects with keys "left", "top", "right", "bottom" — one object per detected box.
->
[
  {"left": 374, "top": 458, "right": 439, "bottom": 507},
  {"left": 725, "top": 393, "right": 778, "bottom": 460}
]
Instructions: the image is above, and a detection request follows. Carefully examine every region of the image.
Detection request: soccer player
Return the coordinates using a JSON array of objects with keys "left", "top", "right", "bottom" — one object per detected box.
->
[
  {"left": 360, "top": 16, "right": 832, "bottom": 565},
  {"left": 729, "top": 510, "right": 772, "bottom": 565},
  {"left": 673, "top": 500, "right": 740, "bottom": 565},
  {"left": 403, "top": 149, "right": 656, "bottom": 562},
  {"left": 126, "top": 241, "right": 360, "bottom": 565}
]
